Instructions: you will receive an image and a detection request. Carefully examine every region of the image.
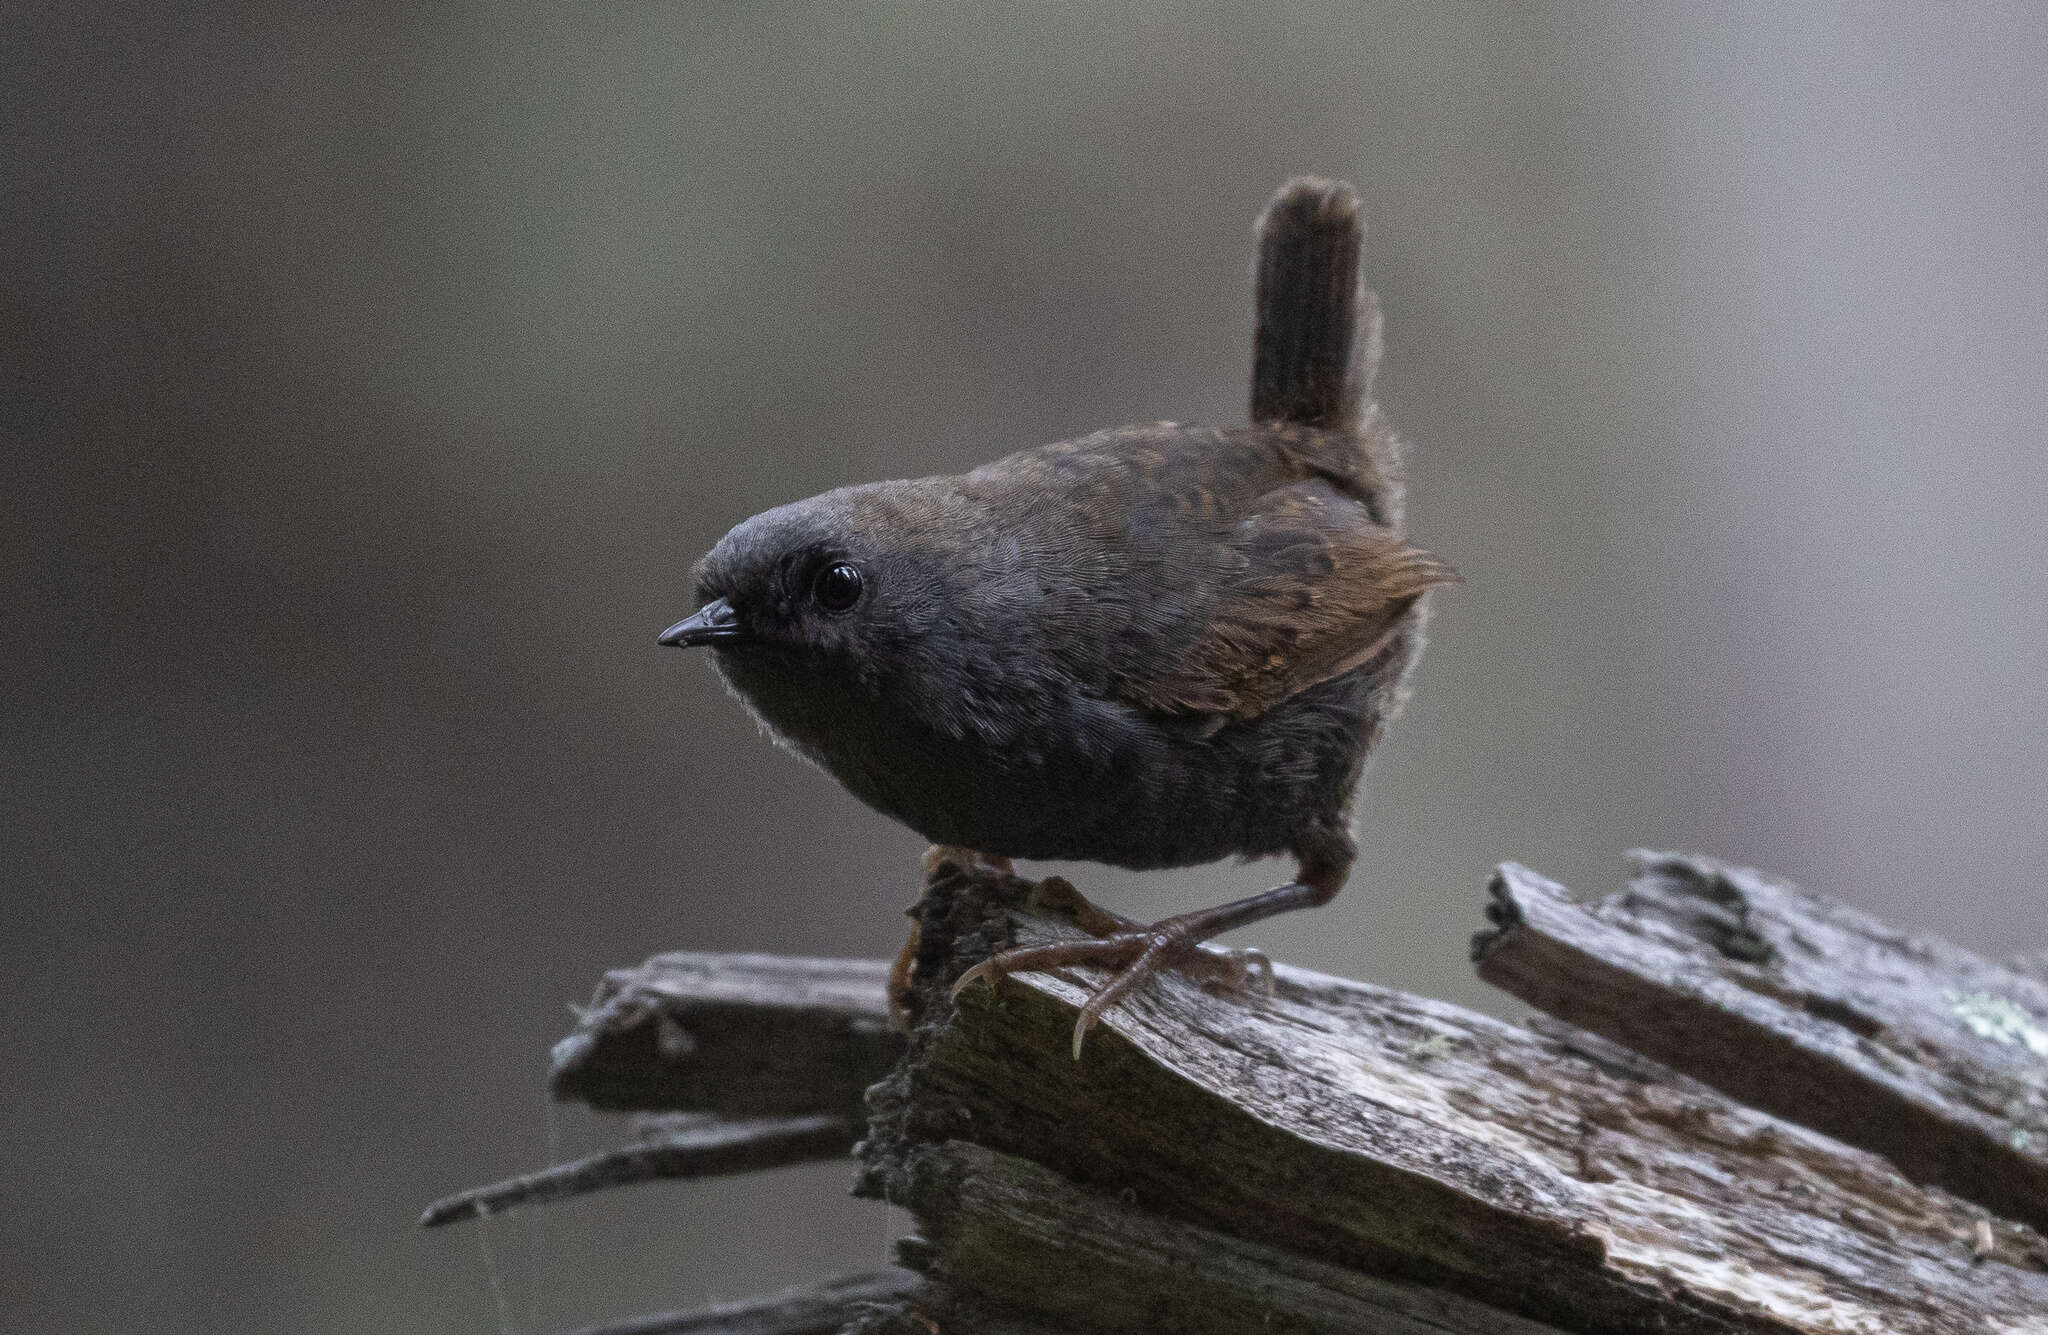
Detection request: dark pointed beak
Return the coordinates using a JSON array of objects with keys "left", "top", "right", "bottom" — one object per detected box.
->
[{"left": 658, "top": 597, "right": 745, "bottom": 647}]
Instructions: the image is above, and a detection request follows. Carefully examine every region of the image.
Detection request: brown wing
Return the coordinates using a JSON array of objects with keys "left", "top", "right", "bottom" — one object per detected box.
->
[{"left": 1115, "top": 477, "right": 1458, "bottom": 721}]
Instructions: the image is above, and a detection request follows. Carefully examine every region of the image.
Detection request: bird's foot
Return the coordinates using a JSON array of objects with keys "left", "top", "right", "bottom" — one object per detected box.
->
[{"left": 951, "top": 882, "right": 1275, "bottom": 1059}]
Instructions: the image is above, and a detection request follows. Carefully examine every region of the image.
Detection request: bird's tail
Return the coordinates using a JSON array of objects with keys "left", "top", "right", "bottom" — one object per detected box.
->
[{"left": 1250, "top": 176, "right": 1379, "bottom": 433}]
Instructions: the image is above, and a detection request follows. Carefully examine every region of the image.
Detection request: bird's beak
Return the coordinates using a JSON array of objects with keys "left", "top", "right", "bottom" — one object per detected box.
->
[{"left": 658, "top": 597, "right": 745, "bottom": 647}]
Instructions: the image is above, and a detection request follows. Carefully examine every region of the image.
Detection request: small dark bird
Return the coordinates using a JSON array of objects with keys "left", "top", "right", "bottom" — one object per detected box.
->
[{"left": 661, "top": 177, "right": 1456, "bottom": 1055}]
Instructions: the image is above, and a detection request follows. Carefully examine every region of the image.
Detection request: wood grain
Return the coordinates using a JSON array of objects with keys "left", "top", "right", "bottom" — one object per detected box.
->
[
  {"left": 853, "top": 852, "right": 2048, "bottom": 1334},
  {"left": 1474, "top": 851, "right": 2048, "bottom": 1233},
  {"left": 549, "top": 952, "right": 901, "bottom": 1117}
]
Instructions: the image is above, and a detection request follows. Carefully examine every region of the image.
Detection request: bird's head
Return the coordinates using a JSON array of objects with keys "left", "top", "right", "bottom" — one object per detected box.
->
[
  {"left": 660, "top": 480, "right": 983, "bottom": 743},
  {"left": 665, "top": 491, "right": 878, "bottom": 662}
]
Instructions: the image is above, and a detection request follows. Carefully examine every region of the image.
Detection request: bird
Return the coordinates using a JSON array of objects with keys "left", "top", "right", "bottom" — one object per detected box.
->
[{"left": 660, "top": 176, "right": 1456, "bottom": 1056}]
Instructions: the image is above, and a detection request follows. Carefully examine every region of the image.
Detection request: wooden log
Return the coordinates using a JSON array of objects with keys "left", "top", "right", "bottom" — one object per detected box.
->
[
  {"left": 1473, "top": 851, "right": 2048, "bottom": 1234},
  {"left": 854, "top": 852, "right": 2048, "bottom": 1335},
  {"left": 851, "top": 1140, "right": 1569, "bottom": 1335},
  {"left": 418, "top": 1113, "right": 856, "bottom": 1228},
  {"left": 557, "top": 1270, "right": 917, "bottom": 1335},
  {"left": 549, "top": 952, "right": 902, "bottom": 1117},
  {"left": 424, "top": 954, "right": 893, "bottom": 1239}
]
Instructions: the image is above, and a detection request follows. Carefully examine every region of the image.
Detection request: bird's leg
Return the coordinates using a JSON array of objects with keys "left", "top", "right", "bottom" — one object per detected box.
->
[
  {"left": 1020, "top": 875, "right": 1145, "bottom": 935},
  {"left": 1016, "top": 874, "right": 1275, "bottom": 993},
  {"left": 886, "top": 919, "right": 922, "bottom": 1032},
  {"left": 953, "top": 830, "right": 1354, "bottom": 1058}
]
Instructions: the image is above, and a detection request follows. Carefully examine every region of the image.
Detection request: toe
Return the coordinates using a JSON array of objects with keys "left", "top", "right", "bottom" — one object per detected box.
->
[
  {"left": 950, "top": 925, "right": 1269, "bottom": 1059},
  {"left": 949, "top": 956, "right": 1002, "bottom": 1001},
  {"left": 1070, "top": 936, "right": 1173, "bottom": 1058},
  {"left": 1238, "top": 947, "right": 1277, "bottom": 996},
  {"left": 950, "top": 938, "right": 1143, "bottom": 1002}
]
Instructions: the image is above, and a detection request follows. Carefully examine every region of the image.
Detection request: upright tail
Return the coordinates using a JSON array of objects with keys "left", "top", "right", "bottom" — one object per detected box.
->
[{"left": 1250, "top": 176, "right": 1379, "bottom": 433}]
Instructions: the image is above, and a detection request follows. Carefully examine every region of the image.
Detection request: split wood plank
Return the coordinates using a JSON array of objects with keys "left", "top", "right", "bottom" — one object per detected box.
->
[
  {"left": 1474, "top": 851, "right": 2048, "bottom": 1234},
  {"left": 852, "top": 853, "right": 2048, "bottom": 1335}
]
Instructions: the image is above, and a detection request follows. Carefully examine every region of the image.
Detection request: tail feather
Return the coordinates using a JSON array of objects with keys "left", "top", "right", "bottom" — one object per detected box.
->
[{"left": 1250, "top": 177, "right": 1373, "bottom": 431}]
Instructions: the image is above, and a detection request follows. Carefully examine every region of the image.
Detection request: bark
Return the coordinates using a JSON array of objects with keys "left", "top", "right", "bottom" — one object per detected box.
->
[
  {"left": 1473, "top": 851, "right": 2048, "bottom": 1233},
  {"left": 556, "top": 1271, "right": 917, "bottom": 1335},
  {"left": 424, "top": 852, "right": 2048, "bottom": 1334},
  {"left": 549, "top": 952, "right": 902, "bottom": 1118},
  {"left": 419, "top": 1113, "right": 856, "bottom": 1227},
  {"left": 843, "top": 852, "right": 2048, "bottom": 1334}
]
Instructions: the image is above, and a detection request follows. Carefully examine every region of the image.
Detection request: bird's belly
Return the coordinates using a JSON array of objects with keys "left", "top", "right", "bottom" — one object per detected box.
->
[
  {"left": 849, "top": 750, "right": 1248, "bottom": 869},
  {"left": 821, "top": 675, "right": 1378, "bottom": 870}
]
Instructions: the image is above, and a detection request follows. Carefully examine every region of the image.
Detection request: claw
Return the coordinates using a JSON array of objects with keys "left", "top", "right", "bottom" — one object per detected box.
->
[
  {"left": 949, "top": 958, "right": 999, "bottom": 1002},
  {"left": 950, "top": 942, "right": 1106, "bottom": 1002},
  {"left": 1236, "top": 947, "right": 1277, "bottom": 997}
]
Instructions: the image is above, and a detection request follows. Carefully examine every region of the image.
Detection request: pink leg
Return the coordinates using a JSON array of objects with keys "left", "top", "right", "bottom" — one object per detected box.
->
[{"left": 952, "top": 834, "right": 1352, "bottom": 1058}]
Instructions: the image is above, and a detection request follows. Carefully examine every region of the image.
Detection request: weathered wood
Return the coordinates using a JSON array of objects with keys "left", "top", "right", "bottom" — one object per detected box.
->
[
  {"left": 856, "top": 853, "right": 2048, "bottom": 1335},
  {"left": 430, "top": 855, "right": 2046, "bottom": 1332},
  {"left": 558, "top": 1270, "right": 917, "bottom": 1335},
  {"left": 418, "top": 1112, "right": 855, "bottom": 1228},
  {"left": 1473, "top": 851, "right": 2048, "bottom": 1234},
  {"left": 550, "top": 952, "right": 902, "bottom": 1116},
  {"left": 849, "top": 1139, "right": 1569, "bottom": 1335}
]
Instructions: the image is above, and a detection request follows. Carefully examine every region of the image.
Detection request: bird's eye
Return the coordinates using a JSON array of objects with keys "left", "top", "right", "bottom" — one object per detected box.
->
[{"left": 811, "top": 562, "right": 864, "bottom": 613}]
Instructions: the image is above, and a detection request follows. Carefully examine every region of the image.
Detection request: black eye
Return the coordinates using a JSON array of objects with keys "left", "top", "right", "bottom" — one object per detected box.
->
[{"left": 811, "top": 561, "right": 864, "bottom": 613}]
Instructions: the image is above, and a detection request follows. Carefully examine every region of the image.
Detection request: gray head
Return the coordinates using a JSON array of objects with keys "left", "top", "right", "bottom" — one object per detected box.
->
[
  {"left": 665, "top": 489, "right": 877, "bottom": 657},
  {"left": 671, "top": 475, "right": 992, "bottom": 643},
  {"left": 658, "top": 479, "right": 1001, "bottom": 756}
]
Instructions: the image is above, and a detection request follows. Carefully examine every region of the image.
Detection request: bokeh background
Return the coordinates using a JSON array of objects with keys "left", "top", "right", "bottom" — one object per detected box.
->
[{"left": 8, "top": 3, "right": 2048, "bottom": 1331}]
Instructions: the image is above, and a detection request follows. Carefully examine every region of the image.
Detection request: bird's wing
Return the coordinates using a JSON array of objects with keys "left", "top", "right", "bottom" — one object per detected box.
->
[{"left": 1109, "top": 476, "right": 1458, "bottom": 722}]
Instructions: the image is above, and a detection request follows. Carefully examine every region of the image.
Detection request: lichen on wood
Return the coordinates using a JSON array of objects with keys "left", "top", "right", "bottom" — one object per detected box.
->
[{"left": 1474, "top": 851, "right": 2048, "bottom": 1233}]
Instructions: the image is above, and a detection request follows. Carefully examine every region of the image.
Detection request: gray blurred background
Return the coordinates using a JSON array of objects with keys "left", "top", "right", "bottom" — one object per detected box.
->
[{"left": 7, "top": 3, "right": 2047, "bottom": 1331}]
